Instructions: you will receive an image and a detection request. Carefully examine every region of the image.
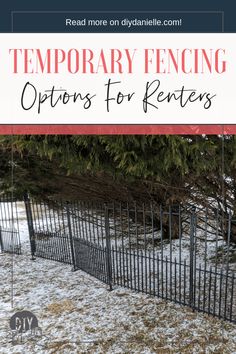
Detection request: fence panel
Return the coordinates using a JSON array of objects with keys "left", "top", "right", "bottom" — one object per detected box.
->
[
  {"left": 67, "top": 201, "right": 235, "bottom": 322},
  {"left": 0, "top": 195, "right": 21, "bottom": 255},
  {"left": 24, "top": 196, "right": 73, "bottom": 264},
  {"left": 24, "top": 197, "right": 236, "bottom": 323},
  {"left": 67, "top": 201, "right": 112, "bottom": 287}
]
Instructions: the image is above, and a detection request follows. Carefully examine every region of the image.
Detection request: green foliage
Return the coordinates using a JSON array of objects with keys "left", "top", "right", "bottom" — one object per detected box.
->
[{"left": 0, "top": 134, "right": 235, "bottom": 206}]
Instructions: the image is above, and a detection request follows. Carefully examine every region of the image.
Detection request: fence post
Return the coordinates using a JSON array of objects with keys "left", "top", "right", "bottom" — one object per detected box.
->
[
  {"left": 189, "top": 207, "right": 196, "bottom": 310},
  {"left": 66, "top": 202, "right": 76, "bottom": 271},
  {"left": 224, "top": 211, "right": 232, "bottom": 320},
  {"left": 0, "top": 226, "right": 3, "bottom": 252},
  {"left": 104, "top": 203, "right": 113, "bottom": 291},
  {"left": 23, "top": 193, "right": 36, "bottom": 260}
]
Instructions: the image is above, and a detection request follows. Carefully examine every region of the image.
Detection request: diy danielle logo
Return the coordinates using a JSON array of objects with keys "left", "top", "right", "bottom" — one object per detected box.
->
[{"left": 9, "top": 310, "right": 42, "bottom": 344}]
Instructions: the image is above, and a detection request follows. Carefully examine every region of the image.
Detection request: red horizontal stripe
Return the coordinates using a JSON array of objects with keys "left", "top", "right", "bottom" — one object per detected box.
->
[{"left": 0, "top": 125, "right": 234, "bottom": 135}]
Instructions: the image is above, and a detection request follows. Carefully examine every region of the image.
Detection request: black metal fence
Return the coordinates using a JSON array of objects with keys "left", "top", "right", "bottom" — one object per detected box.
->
[
  {"left": 24, "top": 196, "right": 236, "bottom": 323},
  {"left": 0, "top": 195, "right": 21, "bottom": 255}
]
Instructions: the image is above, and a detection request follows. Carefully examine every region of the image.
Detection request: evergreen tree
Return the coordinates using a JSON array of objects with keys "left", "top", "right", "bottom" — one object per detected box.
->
[{"left": 0, "top": 134, "right": 235, "bottom": 241}]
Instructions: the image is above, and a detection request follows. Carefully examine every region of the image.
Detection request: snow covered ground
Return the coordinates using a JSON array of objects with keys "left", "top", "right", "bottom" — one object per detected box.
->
[
  {"left": 0, "top": 247, "right": 236, "bottom": 353},
  {"left": 1, "top": 202, "right": 236, "bottom": 353}
]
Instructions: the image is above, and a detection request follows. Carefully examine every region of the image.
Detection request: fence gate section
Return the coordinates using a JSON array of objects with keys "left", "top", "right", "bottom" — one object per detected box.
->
[
  {"left": 24, "top": 196, "right": 73, "bottom": 264},
  {"left": 67, "top": 201, "right": 112, "bottom": 287},
  {"left": 0, "top": 194, "right": 21, "bottom": 255},
  {"left": 24, "top": 197, "right": 112, "bottom": 286}
]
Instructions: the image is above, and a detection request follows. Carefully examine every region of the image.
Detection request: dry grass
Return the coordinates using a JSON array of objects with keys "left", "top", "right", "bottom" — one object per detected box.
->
[
  {"left": 46, "top": 340, "right": 75, "bottom": 354},
  {"left": 45, "top": 299, "right": 76, "bottom": 315}
]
